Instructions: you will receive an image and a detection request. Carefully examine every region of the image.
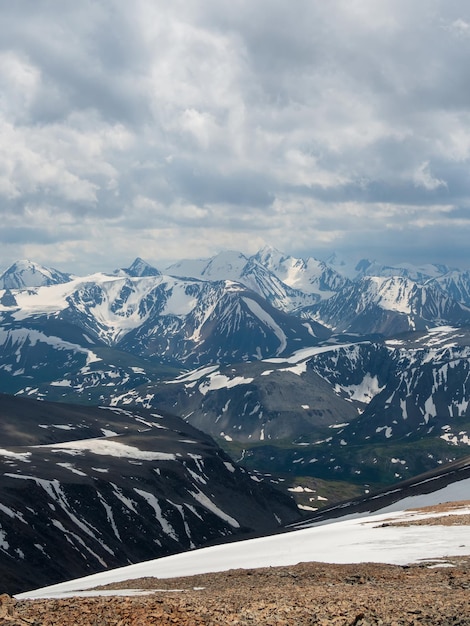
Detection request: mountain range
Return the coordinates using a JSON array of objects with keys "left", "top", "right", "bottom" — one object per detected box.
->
[{"left": 1, "top": 247, "right": 470, "bottom": 497}]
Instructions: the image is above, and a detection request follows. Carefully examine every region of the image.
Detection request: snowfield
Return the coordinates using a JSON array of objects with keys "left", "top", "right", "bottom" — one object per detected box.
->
[{"left": 17, "top": 478, "right": 470, "bottom": 600}]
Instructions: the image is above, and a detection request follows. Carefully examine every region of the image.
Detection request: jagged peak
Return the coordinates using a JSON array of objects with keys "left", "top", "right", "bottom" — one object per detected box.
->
[{"left": 120, "top": 257, "right": 161, "bottom": 278}]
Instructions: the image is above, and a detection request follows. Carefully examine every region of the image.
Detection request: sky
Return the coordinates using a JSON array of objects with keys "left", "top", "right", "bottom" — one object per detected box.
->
[{"left": 2, "top": 1, "right": 470, "bottom": 274}]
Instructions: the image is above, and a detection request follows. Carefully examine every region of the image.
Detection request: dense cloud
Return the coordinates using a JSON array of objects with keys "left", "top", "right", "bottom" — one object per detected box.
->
[{"left": 1, "top": 0, "right": 470, "bottom": 272}]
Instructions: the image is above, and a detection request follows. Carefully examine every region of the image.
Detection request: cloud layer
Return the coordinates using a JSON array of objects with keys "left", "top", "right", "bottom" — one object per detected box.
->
[{"left": 1, "top": 0, "right": 470, "bottom": 272}]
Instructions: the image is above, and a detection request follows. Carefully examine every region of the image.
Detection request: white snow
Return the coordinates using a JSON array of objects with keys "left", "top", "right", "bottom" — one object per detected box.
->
[
  {"left": 161, "top": 280, "right": 198, "bottom": 316},
  {"left": 198, "top": 373, "right": 253, "bottom": 396},
  {"left": 50, "top": 380, "right": 72, "bottom": 387},
  {"left": 0, "top": 449, "right": 31, "bottom": 462},
  {"left": 188, "top": 489, "right": 240, "bottom": 528},
  {"left": 265, "top": 344, "right": 350, "bottom": 365},
  {"left": 376, "top": 426, "right": 393, "bottom": 438},
  {"left": 134, "top": 490, "right": 178, "bottom": 541},
  {"left": 165, "top": 365, "right": 219, "bottom": 385},
  {"left": 56, "top": 463, "right": 87, "bottom": 477},
  {"left": 278, "top": 362, "right": 307, "bottom": 376},
  {"left": 342, "top": 374, "right": 384, "bottom": 403},
  {"left": 242, "top": 297, "right": 287, "bottom": 354},
  {"left": 34, "top": 439, "right": 177, "bottom": 461},
  {"left": 441, "top": 432, "right": 470, "bottom": 446}
]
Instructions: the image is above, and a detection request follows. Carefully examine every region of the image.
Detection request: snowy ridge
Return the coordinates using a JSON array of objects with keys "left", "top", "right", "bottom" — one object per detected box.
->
[
  {"left": 108, "top": 327, "right": 470, "bottom": 486},
  {"left": 254, "top": 245, "right": 348, "bottom": 299}
]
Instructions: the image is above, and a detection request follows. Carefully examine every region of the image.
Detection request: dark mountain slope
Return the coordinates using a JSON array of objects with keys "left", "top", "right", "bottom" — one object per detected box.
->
[{"left": 0, "top": 395, "right": 299, "bottom": 594}]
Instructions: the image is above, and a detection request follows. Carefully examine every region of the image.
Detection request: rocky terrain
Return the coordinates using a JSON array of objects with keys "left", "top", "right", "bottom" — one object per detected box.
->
[
  {"left": 5, "top": 503, "right": 470, "bottom": 625},
  {"left": 4, "top": 558, "right": 470, "bottom": 625}
]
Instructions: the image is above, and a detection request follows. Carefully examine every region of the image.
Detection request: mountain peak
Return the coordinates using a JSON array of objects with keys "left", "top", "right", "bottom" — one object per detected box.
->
[
  {"left": 253, "top": 245, "right": 288, "bottom": 269},
  {"left": 121, "top": 257, "right": 161, "bottom": 278},
  {"left": 0, "top": 260, "right": 71, "bottom": 289}
]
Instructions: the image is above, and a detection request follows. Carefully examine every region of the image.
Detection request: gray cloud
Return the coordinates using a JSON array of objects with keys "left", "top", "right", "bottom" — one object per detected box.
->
[{"left": 1, "top": 0, "right": 470, "bottom": 272}]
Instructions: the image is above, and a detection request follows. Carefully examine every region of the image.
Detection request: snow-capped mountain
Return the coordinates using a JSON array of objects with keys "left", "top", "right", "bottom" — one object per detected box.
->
[
  {"left": 429, "top": 269, "right": 470, "bottom": 307},
  {"left": 0, "top": 394, "right": 299, "bottom": 594},
  {"left": 355, "top": 259, "right": 452, "bottom": 282},
  {"left": 103, "top": 327, "right": 470, "bottom": 486},
  {"left": 0, "top": 259, "right": 72, "bottom": 289},
  {"left": 253, "top": 245, "right": 349, "bottom": 299},
  {"left": 2, "top": 250, "right": 470, "bottom": 493},
  {"left": 167, "top": 247, "right": 348, "bottom": 306},
  {"left": 111, "top": 352, "right": 361, "bottom": 444},
  {"left": 167, "top": 249, "right": 319, "bottom": 312},
  {"left": 304, "top": 275, "right": 470, "bottom": 335}
]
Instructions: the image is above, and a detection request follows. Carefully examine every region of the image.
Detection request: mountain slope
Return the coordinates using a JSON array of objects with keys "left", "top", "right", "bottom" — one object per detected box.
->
[
  {"left": 106, "top": 329, "right": 470, "bottom": 488},
  {"left": 18, "top": 455, "right": 470, "bottom": 601},
  {"left": 0, "top": 273, "right": 321, "bottom": 385},
  {"left": 112, "top": 352, "right": 361, "bottom": 443},
  {"left": 0, "top": 394, "right": 299, "bottom": 594}
]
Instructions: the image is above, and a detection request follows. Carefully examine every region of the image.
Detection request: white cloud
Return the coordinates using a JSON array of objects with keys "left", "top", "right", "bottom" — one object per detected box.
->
[
  {"left": 0, "top": 0, "right": 469, "bottom": 271},
  {"left": 413, "top": 161, "right": 448, "bottom": 191}
]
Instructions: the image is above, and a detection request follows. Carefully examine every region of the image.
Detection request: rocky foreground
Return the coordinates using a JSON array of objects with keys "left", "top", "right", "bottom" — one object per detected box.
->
[
  {"left": 4, "top": 505, "right": 470, "bottom": 625},
  {"left": 1, "top": 558, "right": 468, "bottom": 626}
]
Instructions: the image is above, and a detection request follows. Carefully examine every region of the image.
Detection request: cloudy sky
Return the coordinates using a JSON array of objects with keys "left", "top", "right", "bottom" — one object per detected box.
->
[{"left": 1, "top": 0, "right": 470, "bottom": 274}]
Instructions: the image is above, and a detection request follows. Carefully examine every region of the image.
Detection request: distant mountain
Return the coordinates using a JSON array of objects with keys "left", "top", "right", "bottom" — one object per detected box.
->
[
  {"left": 0, "top": 259, "right": 72, "bottom": 289},
  {"left": 111, "top": 352, "right": 361, "bottom": 443},
  {"left": 253, "top": 245, "right": 349, "bottom": 299},
  {"left": 167, "top": 249, "right": 319, "bottom": 312},
  {"left": 3, "top": 251, "right": 470, "bottom": 495},
  {"left": 355, "top": 259, "right": 452, "bottom": 282},
  {"left": 303, "top": 275, "right": 470, "bottom": 335},
  {"left": 0, "top": 394, "right": 299, "bottom": 594},
  {"left": 108, "top": 327, "right": 470, "bottom": 487},
  {"left": 117, "top": 257, "right": 161, "bottom": 278},
  {"left": 429, "top": 269, "right": 470, "bottom": 307}
]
